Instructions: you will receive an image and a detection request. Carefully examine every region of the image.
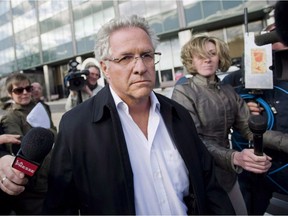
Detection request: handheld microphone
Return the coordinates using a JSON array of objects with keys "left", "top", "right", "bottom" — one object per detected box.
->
[
  {"left": 248, "top": 115, "right": 267, "bottom": 156},
  {"left": 254, "top": 31, "right": 280, "bottom": 46},
  {"left": 12, "top": 127, "right": 54, "bottom": 177}
]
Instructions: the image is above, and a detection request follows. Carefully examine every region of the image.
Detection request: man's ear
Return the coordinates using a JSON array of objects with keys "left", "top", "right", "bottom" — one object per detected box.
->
[{"left": 100, "top": 61, "right": 110, "bottom": 79}]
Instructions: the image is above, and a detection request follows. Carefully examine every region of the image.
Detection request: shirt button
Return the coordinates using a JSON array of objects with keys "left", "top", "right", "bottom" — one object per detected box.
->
[
  {"left": 160, "top": 199, "right": 166, "bottom": 205},
  {"left": 154, "top": 170, "right": 162, "bottom": 179}
]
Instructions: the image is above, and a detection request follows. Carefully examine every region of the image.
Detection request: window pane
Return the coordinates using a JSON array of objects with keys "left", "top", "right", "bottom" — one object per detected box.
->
[
  {"left": 41, "top": 25, "right": 72, "bottom": 50},
  {"left": 222, "top": 0, "right": 243, "bottom": 10},
  {"left": 0, "top": 1, "right": 10, "bottom": 16},
  {"left": 39, "top": 0, "right": 68, "bottom": 21},
  {"left": 0, "top": 23, "right": 13, "bottom": 40},
  {"left": 158, "top": 40, "right": 173, "bottom": 70},
  {"left": 0, "top": 47, "right": 14, "bottom": 65},
  {"left": 16, "top": 37, "right": 39, "bottom": 59},
  {"left": 171, "top": 38, "right": 181, "bottom": 67},
  {"left": 226, "top": 25, "right": 244, "bottom": 58},
  {"left": 183, "top": 1, "right": 202, "bottom": 25},
  {"left": 119, "top": 0, "right": 146, "bottom": 17},
  {"left": 202, "top": 0, "right": 221, "bottom": 18},
  {"left": 208, "top": 29, "right": 224, "bottom": 41},
  {"left": 13, "top": 9, "right": 36, "bottom": 33}
]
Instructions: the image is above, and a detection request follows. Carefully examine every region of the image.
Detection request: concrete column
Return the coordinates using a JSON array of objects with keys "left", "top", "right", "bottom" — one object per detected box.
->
[
  {"left": 178, "top": 29, "right": 192, "bottom": 48},
  {"left": 178, "top": 30, "right": 192, "bottom": 75},
  {"left": 43, "top": 65, "right": 51, "bottom": 101}
]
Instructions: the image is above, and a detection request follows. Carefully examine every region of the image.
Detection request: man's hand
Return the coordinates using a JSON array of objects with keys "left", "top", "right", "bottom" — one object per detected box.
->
[
  {"left": 0, "top": 155, "right": 28, "bottom": 195},
  {"left": 82, "top": 85, "right": 93, "bottom": 97},
  {"left": 247, "top": 101, "right": 264, "bottom": 115}
]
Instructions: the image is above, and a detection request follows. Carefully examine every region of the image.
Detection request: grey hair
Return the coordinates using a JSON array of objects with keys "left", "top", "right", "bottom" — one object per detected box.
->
[{"left": 94, "top": 15, "right": 159, "bottom": 62}]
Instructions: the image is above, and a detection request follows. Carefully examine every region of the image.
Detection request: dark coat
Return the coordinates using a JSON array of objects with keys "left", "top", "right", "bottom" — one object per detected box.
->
[{"left": 43, "top": 85, "right": 234, "bottom": 215}]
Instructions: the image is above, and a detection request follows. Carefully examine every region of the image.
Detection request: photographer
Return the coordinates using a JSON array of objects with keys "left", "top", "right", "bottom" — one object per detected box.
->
[{"left": 65, "top": 64, "right": 103, "bottom": 111}]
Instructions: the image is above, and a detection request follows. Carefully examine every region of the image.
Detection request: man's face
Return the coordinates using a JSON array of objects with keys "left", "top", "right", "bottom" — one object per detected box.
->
[
  {"left": 31, "top": 82, "right": 42, "bottom": 101},
  {"left": 101, "top": 27, "right": 156, "bottom": 105},
  {"left": 87, "top": 67, "right": 100, "bottom": 86}
]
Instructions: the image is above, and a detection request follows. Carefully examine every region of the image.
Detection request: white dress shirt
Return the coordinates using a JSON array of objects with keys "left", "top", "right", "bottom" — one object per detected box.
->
[{"left": 110, "top": 87, "right": 189, "bottom": 215}]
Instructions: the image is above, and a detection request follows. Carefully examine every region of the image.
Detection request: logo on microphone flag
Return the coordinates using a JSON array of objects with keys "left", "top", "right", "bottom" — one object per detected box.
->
[{"left": 12, "top": 156, "right": 39, "bottom": 176}]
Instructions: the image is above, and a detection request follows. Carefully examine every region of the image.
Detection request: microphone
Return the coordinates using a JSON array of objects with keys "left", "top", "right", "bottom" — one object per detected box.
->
[
  {"left": 275, "top": 1, "right": 288, "bottom": 46},
  {"left": 12, "top": 127, "right": 54, "bottom": 177},
  {"left": 254, "top": 31, "right": 280, "bottom": 46},
  {"left": 248, "top": 115, "right": 267, "bottom": 156}
]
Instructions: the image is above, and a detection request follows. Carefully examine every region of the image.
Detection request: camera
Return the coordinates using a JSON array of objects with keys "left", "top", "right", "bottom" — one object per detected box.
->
[{"left": 64, "top": 60, "right": 90, "bottom": 91}]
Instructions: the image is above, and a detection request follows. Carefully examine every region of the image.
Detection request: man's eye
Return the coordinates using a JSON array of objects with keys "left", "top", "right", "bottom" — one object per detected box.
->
[
  {"left": 142, "top": 53, "right": 153, "bottom": 59},
  {"left": 119, "top": 55, "right": 134, "bottom": 63}
]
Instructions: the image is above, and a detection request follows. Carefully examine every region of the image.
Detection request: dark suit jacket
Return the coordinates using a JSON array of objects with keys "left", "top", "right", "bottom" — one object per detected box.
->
[{"left": 43, "top": 85, "right": 234, "bottom": 215}]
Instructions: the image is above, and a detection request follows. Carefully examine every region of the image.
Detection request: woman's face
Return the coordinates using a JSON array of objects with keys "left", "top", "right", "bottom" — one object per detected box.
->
[
  {"left": 9, "top": 80, "right": 32, "bottom": 105},
  {"left": 192, "top": 41, "right": 219, "bottom": 78}
]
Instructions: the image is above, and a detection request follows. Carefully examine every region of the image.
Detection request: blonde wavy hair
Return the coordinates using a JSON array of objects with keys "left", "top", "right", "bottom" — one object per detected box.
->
[{"left": 181, "top": 34, "right": 231, "bottom": 75}]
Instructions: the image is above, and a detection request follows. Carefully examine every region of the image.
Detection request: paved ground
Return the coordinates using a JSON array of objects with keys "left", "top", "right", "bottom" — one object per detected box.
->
[{"left": 47, "top": 98, "right": 66, "bottom": 130}]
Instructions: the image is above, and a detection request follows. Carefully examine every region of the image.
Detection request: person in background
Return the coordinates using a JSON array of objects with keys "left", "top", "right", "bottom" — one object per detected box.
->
[
  {"left": 31, "top": 82, "right": 45, "bottom": 102},
  {"left": 222, "top": 22, "right": 288, "bottom": 214},
  {"left": 0, "top": 73, "right": 57, "bottom": 214},
  {"left": 31, "top": 82, "right": 52, "bottom": 117},
  {"left": 65, "top": 64, "right": 103, "bottom": 111},
  {"left": 171, "top": 34, "right": 272, "bottom": 214},
  {"left": 43, "top": 15, "right": 235, "bottom": 215}
]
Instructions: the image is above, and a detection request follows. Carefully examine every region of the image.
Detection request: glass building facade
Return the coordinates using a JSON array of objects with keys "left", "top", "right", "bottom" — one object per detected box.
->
[{"left": 0, "top": 0, "right": 276, "bottom": 100}]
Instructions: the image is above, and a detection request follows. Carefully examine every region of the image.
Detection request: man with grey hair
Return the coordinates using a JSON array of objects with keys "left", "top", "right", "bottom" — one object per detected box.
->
[{"left": 43, "top": 15, "right": 234, "bottom": 215}]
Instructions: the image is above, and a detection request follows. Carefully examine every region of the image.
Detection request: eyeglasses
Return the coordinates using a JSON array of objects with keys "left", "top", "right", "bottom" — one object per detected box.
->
[
  {"left": 105, "top": 52, "right": 161, "bottom": 66},
  {"left": 12, "top": 86, "right": 33, "bottom": 95}
]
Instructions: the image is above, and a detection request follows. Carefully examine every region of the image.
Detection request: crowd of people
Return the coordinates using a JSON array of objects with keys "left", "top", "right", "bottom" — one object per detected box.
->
[{"left": 0, "top": 5, "right": 288, "bottom": 215}]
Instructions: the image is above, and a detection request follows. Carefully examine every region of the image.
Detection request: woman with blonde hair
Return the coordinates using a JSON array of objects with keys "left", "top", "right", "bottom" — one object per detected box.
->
[{"left": 172, "top": 34, "right": 272, "bottom": 214}]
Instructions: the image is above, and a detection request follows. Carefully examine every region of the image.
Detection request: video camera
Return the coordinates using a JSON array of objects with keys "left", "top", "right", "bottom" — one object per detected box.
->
[{"left": 64, "top": 60, "right": 90, "bottom": 91}]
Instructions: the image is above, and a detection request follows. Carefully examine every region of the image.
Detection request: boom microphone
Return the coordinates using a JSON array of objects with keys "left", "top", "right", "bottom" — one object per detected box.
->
[
  {"left": 254, "top": 31, "right": 280, "bottom": 46},
  {"left": 275, "top": 1, "right": 288, "bottom": 46},
  {"left": 12, "top": 127, "right": 54, "bottom": 176},
  {"left": 248, "top": 115, "right": 267, "bottom": 156}
]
